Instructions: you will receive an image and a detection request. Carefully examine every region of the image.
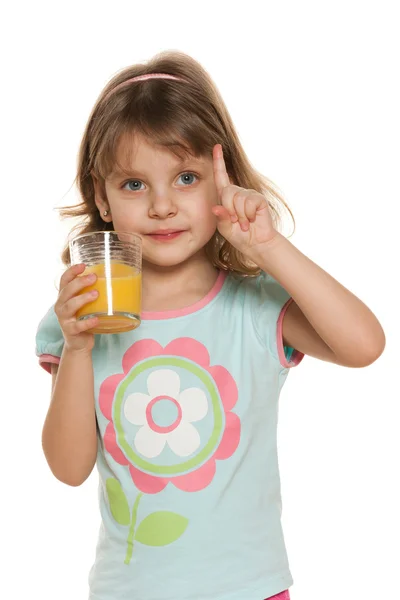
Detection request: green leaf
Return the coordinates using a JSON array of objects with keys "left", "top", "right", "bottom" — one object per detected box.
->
[
  {"left": 134, "top": 511, "right": 189, "bottom": 546},
  {"left": 106, "top": 478, "right": 131, "bottom": 526}
]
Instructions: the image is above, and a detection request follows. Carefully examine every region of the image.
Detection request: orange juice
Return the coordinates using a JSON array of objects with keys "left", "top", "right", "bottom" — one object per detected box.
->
[{"left": 77, "top": 262, "right": 142, "bottom": 334}]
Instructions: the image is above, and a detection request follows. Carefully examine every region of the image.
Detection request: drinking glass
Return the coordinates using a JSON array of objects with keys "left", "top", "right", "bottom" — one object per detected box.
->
[{"left": 69, "top": 231, "right": 142, "bottom": 334}]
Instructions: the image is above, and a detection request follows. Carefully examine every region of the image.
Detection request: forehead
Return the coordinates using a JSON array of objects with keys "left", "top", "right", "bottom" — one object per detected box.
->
[{"left": 110, "top": 132, "right": 210, "bottom": 177}]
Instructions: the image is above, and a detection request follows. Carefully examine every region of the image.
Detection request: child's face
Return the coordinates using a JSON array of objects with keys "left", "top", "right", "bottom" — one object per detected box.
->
[{"left": 96, "top": 134, "right": 219, "bottom": 269}]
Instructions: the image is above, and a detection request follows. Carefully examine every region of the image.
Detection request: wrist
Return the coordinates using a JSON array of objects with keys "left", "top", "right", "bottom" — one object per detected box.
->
[
  {"left": 62, "top": 344, "right": 93, "bottom": 360},
  {"left": 247, "top": 232, "right": 288, "bottom": 268}
]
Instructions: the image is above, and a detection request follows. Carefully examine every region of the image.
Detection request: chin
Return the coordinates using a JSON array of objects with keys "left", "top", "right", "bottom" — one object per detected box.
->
[
  {"left": 141, "top": 236, "right": 209, "bottom": 267},
  {"left": 142, "top": 250, "right": 197, "bottom": 269}
]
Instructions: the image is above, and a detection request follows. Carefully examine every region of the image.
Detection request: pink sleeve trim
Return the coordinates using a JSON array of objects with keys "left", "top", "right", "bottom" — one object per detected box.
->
[
  {"left": 277, "top": 298, "right": 305, "bottom": 368},
  {"left": 269, "top": 590, "right": 290, "bottom": 600},
  {"left": 39, "top": 354, "right": 60, "bottom": 374}
]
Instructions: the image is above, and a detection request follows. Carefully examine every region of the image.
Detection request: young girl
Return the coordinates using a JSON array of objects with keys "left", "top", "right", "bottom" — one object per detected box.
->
[{"left": 36, "top": 51, "right": 385, "bottom": 600}]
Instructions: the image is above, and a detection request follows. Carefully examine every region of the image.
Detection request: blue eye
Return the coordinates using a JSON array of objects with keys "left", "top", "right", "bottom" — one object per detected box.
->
[
  {"left": 177, "top": 173, "right": 198, "bottom": 186},
  {"left": 123, "top": 180, "right": 144, "bottom": 191},
  {"left": 122, "top": 173, "right": 198, "bottom": 191}
]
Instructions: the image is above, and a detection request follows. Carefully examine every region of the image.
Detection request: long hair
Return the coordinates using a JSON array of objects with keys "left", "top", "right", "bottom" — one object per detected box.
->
[{"left": 60, "top": 50, "right": 295, "bottom": 274}]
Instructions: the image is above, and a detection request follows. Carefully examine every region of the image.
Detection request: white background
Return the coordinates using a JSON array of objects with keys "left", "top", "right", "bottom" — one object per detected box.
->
[{"left": 1, "top": 1, "right": 399, "bottom": 599}]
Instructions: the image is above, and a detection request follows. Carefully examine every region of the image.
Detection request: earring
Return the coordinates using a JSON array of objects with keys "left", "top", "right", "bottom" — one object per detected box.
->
[{"left": 103, "top": 210, "right": 109, "bottom": 217}]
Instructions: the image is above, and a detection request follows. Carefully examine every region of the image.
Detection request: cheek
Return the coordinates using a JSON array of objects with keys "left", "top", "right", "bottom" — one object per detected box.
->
[
  {"left": 207, "top": 185, "right": 219, "bottom": 207},
  {"left": 194, "top": 204, "right": 218, "bottom": 240},
  {"left": 191, "top": 185, "right": 218, "bottom": 216},
  {"left": 190, "top": 198, "right": 216, "bottom": 225},
  {"left": 108, "top": 199, "right": 145, "bottom": 226}
]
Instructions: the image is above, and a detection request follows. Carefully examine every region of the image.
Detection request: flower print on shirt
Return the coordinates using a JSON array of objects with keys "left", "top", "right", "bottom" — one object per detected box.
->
[
  {"left": 124, "top": 368, "right": 208, "bottom": 459},
  {"left": 98, "top": 337, "right": 241, "bottom": 562},
  {"left": 100, "top": 337, "right": 241, "bottom": 493}
]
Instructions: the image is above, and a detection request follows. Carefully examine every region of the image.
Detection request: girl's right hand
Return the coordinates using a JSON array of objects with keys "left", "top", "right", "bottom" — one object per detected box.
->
[{"left": 54, "top": 263, "right": 99, "bottom": 353}]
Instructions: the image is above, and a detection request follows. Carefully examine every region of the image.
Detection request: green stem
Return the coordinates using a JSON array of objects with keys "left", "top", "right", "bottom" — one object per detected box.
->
[{"left": 124, "top": 493, "right": 144, "bottom": 565}]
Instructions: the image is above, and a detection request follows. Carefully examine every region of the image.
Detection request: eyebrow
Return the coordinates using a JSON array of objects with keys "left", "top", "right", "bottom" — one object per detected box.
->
[{"left": 109, "top": 157, "right": 206, "bottom": 180}]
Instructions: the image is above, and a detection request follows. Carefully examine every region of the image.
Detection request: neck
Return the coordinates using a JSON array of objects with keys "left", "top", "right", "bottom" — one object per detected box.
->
[{"left": 141, "top": 253, "right": 219, "bottom": 312}]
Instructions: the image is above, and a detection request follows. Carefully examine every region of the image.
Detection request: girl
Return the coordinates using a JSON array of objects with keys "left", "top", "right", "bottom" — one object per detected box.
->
[{"left": 36, "top": 50, "right": 385, "bottom": 600}]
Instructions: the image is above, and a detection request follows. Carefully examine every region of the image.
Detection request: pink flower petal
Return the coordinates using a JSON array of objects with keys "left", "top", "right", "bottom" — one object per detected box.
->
[
  {"left": 129, "top": 465, "right": 168, "bottom": 494},
  {"left": 172, "top": 459, "right": 216, "bottom": 492},
  {"left": 214, "top": 412, "right": 241, "bottom": 460},
  {"left": 122, "top": 339, "right": 163, "bottom": 374},
  {"left": 104, "top": 423, "right": 129, "bottom": 465},
  {"left": 208, "top": 365, "right": 238, "bottom": 411},
  {"left": 164, "top": 338, "right": 210, "bottom": 367},
  {"left": 99, "top": 337, "right": 242, "bottom": 497},
  {"left": 99, "top": 374, "right": 125, "bottom": 420}
]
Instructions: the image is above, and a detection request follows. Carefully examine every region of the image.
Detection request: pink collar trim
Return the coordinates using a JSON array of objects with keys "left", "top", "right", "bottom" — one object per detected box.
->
[{"left": 141, "top": 270, "right": 227, "bottom": 320}]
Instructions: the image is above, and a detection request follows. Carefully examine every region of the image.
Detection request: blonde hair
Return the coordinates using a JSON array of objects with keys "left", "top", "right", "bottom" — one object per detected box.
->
[{"left": 60, "top": 50, "right": 295, "bottom": 274}]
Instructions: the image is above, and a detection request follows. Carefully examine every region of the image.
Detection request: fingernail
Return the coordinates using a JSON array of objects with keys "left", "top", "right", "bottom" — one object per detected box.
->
[{"left": 231, "top": 215, "right": 238, "bottom": 223}]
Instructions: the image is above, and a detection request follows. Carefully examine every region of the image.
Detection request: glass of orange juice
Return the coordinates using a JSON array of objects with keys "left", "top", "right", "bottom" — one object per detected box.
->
[{"left": 69, "top": 231, "right": 142, "bottom": 334}]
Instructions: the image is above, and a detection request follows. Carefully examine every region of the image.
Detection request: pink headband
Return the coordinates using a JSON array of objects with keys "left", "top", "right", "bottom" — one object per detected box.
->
[{"left": 103, "top": 73, "right": 182, "bottom": 102}]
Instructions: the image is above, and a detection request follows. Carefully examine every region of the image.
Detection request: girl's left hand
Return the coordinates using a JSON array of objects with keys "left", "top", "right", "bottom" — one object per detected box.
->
[{"left": 211, "top": 144, "right": 278, "bottom": 254}]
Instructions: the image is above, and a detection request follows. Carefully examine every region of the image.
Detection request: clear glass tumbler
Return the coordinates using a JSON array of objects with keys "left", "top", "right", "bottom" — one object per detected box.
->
[{"left": 69, "top": 231, "right": 142, "bottom": 334}]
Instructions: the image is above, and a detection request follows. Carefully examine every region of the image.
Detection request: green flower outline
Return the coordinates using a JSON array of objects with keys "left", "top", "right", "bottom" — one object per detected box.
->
[{"left": 113, "top": 356, "right": 224, "bottom": 476}]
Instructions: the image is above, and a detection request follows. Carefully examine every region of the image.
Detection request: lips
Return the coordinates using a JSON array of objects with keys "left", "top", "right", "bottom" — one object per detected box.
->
[{"left": 146, "top": 229, "right": 186, "bottom": 241}]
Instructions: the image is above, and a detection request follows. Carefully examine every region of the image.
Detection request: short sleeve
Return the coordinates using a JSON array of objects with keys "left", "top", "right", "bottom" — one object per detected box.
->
[
  {"left": 35, "top": 306, "right": 65, "bottom": 373},
  {"left": 250, "top": 271, "right": 304, "bottom": 368}
]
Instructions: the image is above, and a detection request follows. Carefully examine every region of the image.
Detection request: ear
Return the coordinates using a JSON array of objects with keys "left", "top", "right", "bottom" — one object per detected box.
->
[{"left": 91, "top": 171, "right": 112, "bottom": 223}]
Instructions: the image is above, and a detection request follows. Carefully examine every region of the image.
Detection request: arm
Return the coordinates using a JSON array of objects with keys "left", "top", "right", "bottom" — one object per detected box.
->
[
  {"left": 250, "top": 233, "right": 386, "bottom": 368},
  {"left": 211, "top": 142, "right": 385, "bottom": 368},
  {"left": 42, "top": 347, "right": 98, "bottom": 486}
]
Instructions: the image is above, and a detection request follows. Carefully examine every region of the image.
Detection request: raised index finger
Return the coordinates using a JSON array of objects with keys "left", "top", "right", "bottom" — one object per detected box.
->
[{"left": 213, "top": 144, "right": 230, "bottom": 195}]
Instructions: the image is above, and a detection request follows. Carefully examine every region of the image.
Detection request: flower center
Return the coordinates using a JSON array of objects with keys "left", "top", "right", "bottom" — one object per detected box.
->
[{"left": 146, "top": 395, "right": 182, "bottom": 433}]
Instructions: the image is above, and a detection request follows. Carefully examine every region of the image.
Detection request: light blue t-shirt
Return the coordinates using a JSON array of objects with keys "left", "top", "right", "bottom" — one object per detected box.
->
[{"left": 36, "top": 270, "right": 303, "bottom": 600}]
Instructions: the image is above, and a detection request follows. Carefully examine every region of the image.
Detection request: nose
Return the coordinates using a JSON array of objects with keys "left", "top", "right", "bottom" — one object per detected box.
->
[{"left": 149, "top": 191, "right": 178, "bottom": 219}]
